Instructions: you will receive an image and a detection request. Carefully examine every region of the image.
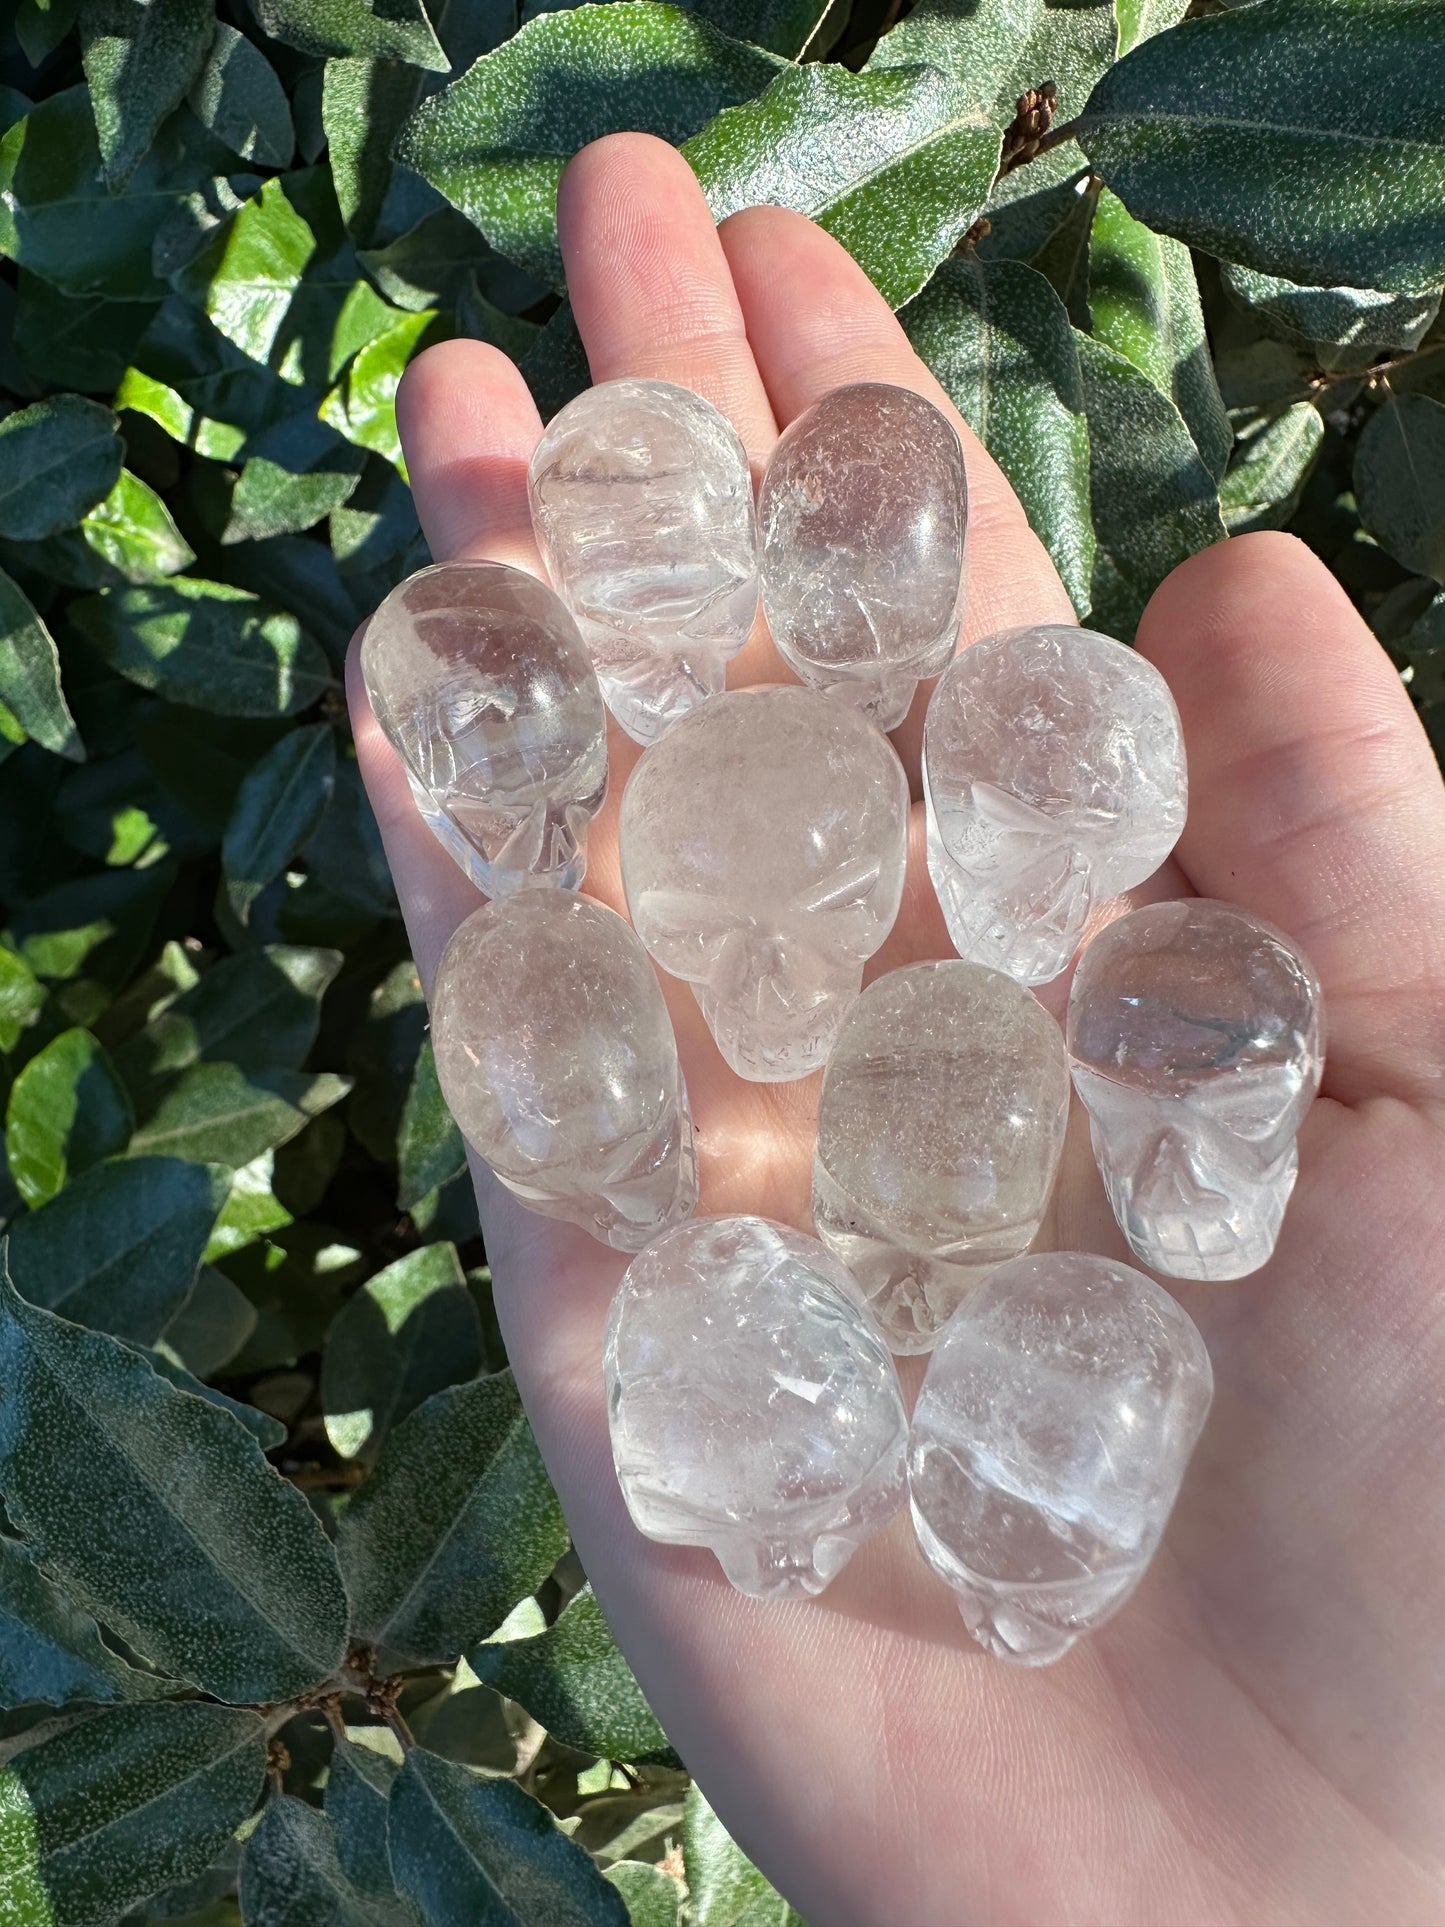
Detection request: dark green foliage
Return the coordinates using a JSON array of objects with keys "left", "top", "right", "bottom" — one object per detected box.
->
[{"left": 0, "top": 2, "right": 1439, "bottom": 1922}]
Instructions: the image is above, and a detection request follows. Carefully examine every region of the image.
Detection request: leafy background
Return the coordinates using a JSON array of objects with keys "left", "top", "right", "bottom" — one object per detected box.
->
[{"left": 0, "top": 0, "right": 1442, "bottom": 1920}]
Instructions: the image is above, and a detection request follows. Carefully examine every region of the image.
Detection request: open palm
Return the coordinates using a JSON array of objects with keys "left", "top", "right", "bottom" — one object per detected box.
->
[{"left": 350, "top": 134, "right": 1445, "bottom": 1926}]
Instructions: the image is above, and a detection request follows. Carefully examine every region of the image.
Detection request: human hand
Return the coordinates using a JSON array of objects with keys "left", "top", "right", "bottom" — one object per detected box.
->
[{"left": 350, "top": 133, "right": 1445, "bottom": 1927}]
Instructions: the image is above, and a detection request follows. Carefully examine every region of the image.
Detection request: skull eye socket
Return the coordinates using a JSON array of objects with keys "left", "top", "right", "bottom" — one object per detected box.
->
[
  {"left": 800, "top": 856, "right": 884, "bottom": 918},
  {"left": 633, "top": 888, "right": 750, "bottom": 979}
]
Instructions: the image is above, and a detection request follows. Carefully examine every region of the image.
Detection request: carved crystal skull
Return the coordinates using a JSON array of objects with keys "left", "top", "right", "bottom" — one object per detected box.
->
[
  {"left": 528, "top": 376, "right": 759, "bottom": 745},
  {"left": 619, "top": 686, "right": 910, "bottom": 1081},
  {"left": 923, "top": 624, "right": 1187, "bottom": 985},
  {"left": 1068, "top": 898, "right": 1324, "bottom": 1280},
  {"left": 430, "top": 891, "right": 697, "bottom": 1251},
  {"left": 361, "top": 561, "right": 608, "bottom": 896}
]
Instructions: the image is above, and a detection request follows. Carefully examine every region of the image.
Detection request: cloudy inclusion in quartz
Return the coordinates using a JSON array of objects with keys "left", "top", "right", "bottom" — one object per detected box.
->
[
  {"left": 1068, "top": 898, "right": 1324, "bottom": 1280},
  {"left": 759, "top": 383, "right": 968, "bottom": 732},
  {"left": 430, "top": 892, "right": 696, "bottom": 1252},
  {"left": 909, "top": 1252, "right": 1213, "bottom": 1664},
  {"left": 619, "top": 686, "right": 910, "bottom": 1082},
  {"left": 923, "top": 624, "right": 1187, "bottom": 985},
  {"left": 529, "top": 377, "right": 759, "bottom": 745},
  {"left": 361, "top": 561, "right": 607, "bottom": 896},
  {"left": 813, "top": 962, "right": 1069, "bottom": 1354},
  {"left": 605, "top": 1217, "right": 907, "bottom": 1597}
]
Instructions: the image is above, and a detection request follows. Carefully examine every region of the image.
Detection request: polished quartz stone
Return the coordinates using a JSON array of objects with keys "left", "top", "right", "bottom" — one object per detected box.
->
[
  {"left": 759, "top": 383, "right": 967, "bottom": 731},
  {"left": 923, "top": 624, "right": 1187, "bottom": 985},
  {"left": 1067, "top": 898, "right": 1324, "bottom": 1280},
  {"left": 909, "top": 1251, "right": 1213, "bottom": 1665},
  {"left": 619, "top": 685, "right": 910, "bottom": 1082},
  {"left": 430, "top": 892, "right": 696, "bottom": 1252},
  {"left": 528, "top": 377, "right": 759, "bottom": 745},
  {"left": 605, "top": 1216, "right": 908, "bottom": 1597},
  {"left": 362, "top": 561, "right": 608, "bottom": 896},
  {"left": 813, "top": 962, "right": 1069, "bottom": 1354}
]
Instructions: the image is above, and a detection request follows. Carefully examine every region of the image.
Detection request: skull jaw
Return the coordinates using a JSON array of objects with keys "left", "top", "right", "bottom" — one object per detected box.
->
[
  {"left": 925, "top": 805, "right": 1093, "bottom": 987},
  {"left": 695, "top": 975, "right": 859, "bottom": 1083},
  {"left": 406, "top": 770, "right": 592, "bottom": 895},
  {"left": 591, "top": 640, "right": 732, "bottom": 747},
  {"left": 788, "top": 657, "right": 936, "bottom": 734},
  {"left": 621, "top": 1480, "right": 904, "bottom": 1600},
  {"left": 492, "top": 1097, "right": 698, "bottom": 1252}
]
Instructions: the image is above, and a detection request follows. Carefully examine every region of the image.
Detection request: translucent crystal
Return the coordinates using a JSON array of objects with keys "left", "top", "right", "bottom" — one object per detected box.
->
[
  {"left": 1067, "top": 898, "right": 1324, "bottom": 1280},
  {"left": 619, "top": 686, "right": 910, "bottom": 1082},
  {"left": 909, "top": 1251, "right": 1213, "bottom": 1665},
  {"left": 528, "top": 377, "right": 759, "bottom": 745},
  {"left": 361, "top": 561, "right": 608, "bottom": 896},
  {"left": 813, "top": 962, "right": 1069, "bottom": 1355},
  {"left": 759, "top": 383, "right": 968, "bottom": 731},
  {"left": 604, "top": 1216, "right": 907, "bottom": 1597},
  {"left": 430, "top": 892, "right": 696, "bottom": 1251},
  {"left": 923, "top": 624, "right": 1187, "bottom": 985}
]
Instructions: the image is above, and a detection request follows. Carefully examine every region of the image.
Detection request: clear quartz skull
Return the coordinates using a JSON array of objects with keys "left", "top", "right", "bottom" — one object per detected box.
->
[
  {"left": 923, "top": 623, "right": 1187, "bottom": 985},
  {"left": 604, "top": 1216, "right": 908, "bottom": 1597},
  {"left": 759, "top": 382, "right": 968, "bottom": 731},
  {"left": 430, "top": 891, "right": 697, "bottom": 1252},
  {"left": 528, "top": 377, "right": 759, "bottom": 745},
  {"left": 909, "top": 1251, "right": 1213, "bottom": 1665},
  {"left": 813, "top": 962, "right": 1070, "bottom": 1354},
  {"left": 1067, "top": 898, "right": 1324, "bottom": 1280},
  {"left": 619, "top": 685, "right": 910, "bottom": 1082},
  {"left": 361, "top": 560, "right": 608, "bottom": 896}
]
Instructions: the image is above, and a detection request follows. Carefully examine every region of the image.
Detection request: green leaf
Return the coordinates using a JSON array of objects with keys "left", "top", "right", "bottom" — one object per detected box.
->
[
  {"left": 5, "top": 1154, "right": 228, "bottom": 1343},
  {"left": 160, "top": 1261, "right": 258, "bottom": 1376},
  {"left": 240, "top": 1793, "right": 405, "bottom": 1926},
  {"left": 682, "top": 1785, "right": 803, "bottom": 1927},
  {"left": 1220, "top": 261, "right": 1440, "bottom": 355},
  {"left": 70, "top": 579, "right": 333, "bottom": 718},
  {"left": 143, "top": 1343, "right": 287, "bottom": 1450},
  {"left": 79, "top": 0, "right": 217, "bottom": 189},
  {"left": 247, "top": 0, "right": 448, "bottom": 69},
  {"left": 522, "top": 0, "right": 834, "bottom": 57},
  {"left": 129, "top": 1063, "right": 351, "bottom": 1166},
  {"left": 1354, "top": 394, "right": 1445, "bottom": 582},
  {"left": 321, "top": 310, "right": 450, "bottom": 473},
  {"left": 326, "top": 1740, "right": 418, "bottom": 1911},
  {"left": 1074, "top": 329, "right": 1226, "bottom": 636},
  {"left": 223, "top": 723, "right": 338, "bottom": 923},
  {"left": 388, "top": 1747, "right": 630, "bottom": 1927},
  {"left": 684, "top": 63, "right": 1002, "bottom": 311},
  {"left": 1022, "top": 172, "right": 1097, "bottom": 330},
  {"left": 0, "top": 1535, "right": 163, "bottom": 1710},
  {"left": 187, "top": 22, "right": 295, "bottom": 169},
  {"left": 1077, "top": 0, "right": 1445, "bottom": 297},
  {"left": 118, "top": 297, "right": 301, "bottom": 461},
  {"left": 24, "top": 470, "right": 196, "bottom": 593},
  {"left": 5, "top": 864, "right": 174, "bottom": 991},
  {"left": 11, "top": 274, "right": 161, "bottom": 395},
  {"left": 224, "top": 414, "right": 366, "bottom": 544},
  {"left": 0, "top": 567, "right": 82, "bottom": 763},
  {"left": 5, "top": 1028, "right": 134, "bottom": 1207},
  {"left": 396, "top": 1035, "right": 465, "bottom": 1211},
  {"left": 322, "top": 1241, "right": 482, "bottom": 1464},
  {"left": 0, "top": 949, "right": 47, "bottom": 1058},
  {"left": 323, "top": 56, "right": 434, "bottom": 251},
  {"left": 396, "top": 3, "right": 784, "bottom": 290},
  {"left": 1088, "top": 187, "right": 1232, "bottom": 480},
  {"left": 338, "top": 1370, "right": 567, "bottom": 1668},
  {"left": 0, "top": 1702, "right": 266, "bottom": 1925},
  {"left": 470, "top": 1588, "right": 676, "bottom": 1766},
  {"left": 1221, "top": 400, "right": 1326, "bottom": 535},
  {"left": 218, "top": 1220, "right": 364, "bottom": 1372},
  {"left": 0, "top": 397, "right": 124, "bottom": 544},
  {"left": 16, "top": 0, "right": 81, "bottom": 68},
  {"left": 902, "top": 255, "right": 1095, "bottom": 614},
  {"left": 0, "top": 1260, "right": 350, "bottom": 1703},
  {"left": 606, "top": 1861, "right": 682, "bottom": 1927},
  {"left": 359, "top": 208, "right": 501, "bottom": 313},
  {"left": 1114, "top": 0, "right": 1188, "bottom": 55}
]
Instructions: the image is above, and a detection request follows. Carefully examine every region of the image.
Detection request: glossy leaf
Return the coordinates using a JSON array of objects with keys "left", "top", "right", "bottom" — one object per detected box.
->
[
  {"left": 323, "top": 55, "right": 434, "bottom": 251},
  {"left": 0, "top": 1534, "right": 163, "bottom": 1710},
  {"left": 69, "top": 578, "right": 333, "bottom": 718},
  {"left": 682, "top": 1785, "right": 804, "bottom": 1927},
  {"left": 128, "top": 1062, "right": 351, "bottom": 1166},
  {"left": 395, "top": 1035, "right": 465, "bottom": 1211},
  {"left": 5, "top": 864, "right": 174, "bottom": 990},
  {"left": 187, "top": 21, "right": 295, "bottom": 168},
  {"left": 247, "top": 0, "right": 448, "bottom": 69},
  {"left": 1220, "top": 401, "right": 1326, "bottom": 535},
  {"left": 0, "top": 396, "right": 123, "bottom": 544},
  {"left": 240, "top": 1793, "right": 406, "bottom": 1926},
  {"left": 23, "top": 469, "right": 196, "bottom": 593},
  {"left": 388, "top": 1747, "right": 631, "bottom": 1927},
  {"left": 338, "top": 1370, "right": 567, "bottom": 1667},
  {"left": 222, "top": 722, "right": 338, "bottom": 923},
  {"left": 469, "top": 1588, "right": 676, "bottom": 1766},
  {"left": 0, "top": 567, "right": 82, "bottom": 762},
  {"left": 5, "top": 1027, "right": 134, "bottom": 1207},
  {"left": 11, "top": 273, "right": 160, "bottom": 395},
  {"left": 396, "top": 4, "right": 784, "bottom": 289},
  {"left": 0, "top": 1261, "right": 350, "bottom": 1702},
  {"left": 321, "top": 309, "right": 449, "bottom": 473},
  {"left": 903, "top": 255, "right": 1095, "bottom": 613},
  {"left": 322, "top": 1241, "right": 482, "bottom": 1463},
  {"left": 1088, "top": 187, "right": 1232, "bottom": 480},
  {"left": 359, "top": 207, "right": 502, "bottom": 313},
  {"left": 224, "top": 414, "right": 366, "bottom": 544},
  {"left": 1077, "top": 0, "right": 1445, "bottom": 296},
  {"left": 0, "top": 1703, "right": 266, "bottom": 1926},
  {"left": 5, "top": 1153, "right": 229, "bottom": 1342},
  {"left": 685, "top": 63, "right": 1002, "bottom": 311},
  {"left": 0, "top": 949, "right": 47, "bottom": 1057},
  {"left": 1354, "top": 395, "right": 1445, "bottom": 582},
  {"left": 79, "top": 0, "right": 216, "bottom": 188}
]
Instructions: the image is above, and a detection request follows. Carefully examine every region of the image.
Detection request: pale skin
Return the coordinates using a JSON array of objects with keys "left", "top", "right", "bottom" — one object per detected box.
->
[{"left": 349, "top": 135, "right": 1445, "bottom": 1927}]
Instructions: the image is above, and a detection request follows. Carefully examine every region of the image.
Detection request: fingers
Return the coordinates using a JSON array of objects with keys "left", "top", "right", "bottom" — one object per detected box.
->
[{"left": 1137, "top": 532, "right": 1445, "bottom": 1106}]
